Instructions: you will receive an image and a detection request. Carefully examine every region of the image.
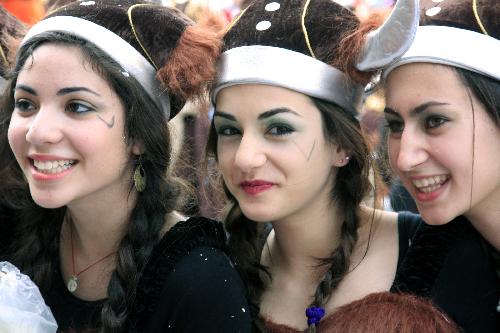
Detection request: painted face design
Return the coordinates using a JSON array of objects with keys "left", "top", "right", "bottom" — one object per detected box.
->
[
  {"left": 214, "top": 84, "right": 346, "bottom": 223},
  {"left": 384, "top": 63, "right": 500, "bottom": 225},
  {"left": 8, "top": 44, "right": 134, "bottom": 209}
]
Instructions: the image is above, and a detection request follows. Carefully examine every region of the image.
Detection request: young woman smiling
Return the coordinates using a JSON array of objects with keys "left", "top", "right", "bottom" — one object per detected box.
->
[
  {"left": 0, "top": 1, "right": 251, "bottom": 332},
  {"left": 201, "top": 0, "right": 454, "bottom": 331},
  {"left": 383, "top": 0, "right": 499, "bottom": 330}
]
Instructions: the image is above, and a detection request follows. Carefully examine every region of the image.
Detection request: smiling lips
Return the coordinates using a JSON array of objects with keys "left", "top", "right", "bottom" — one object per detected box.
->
[
  {"left": 410, "top": 174, "right": 449, "bottom": 201},
  {"left": 240, "top": 180, "right": 275, "bottom": 195},
  {"left": 29, "top": 157, "right": 77, "bottom": 181},
  {"left": 33, "top": 159, "right": 76, "bottom": 174}
]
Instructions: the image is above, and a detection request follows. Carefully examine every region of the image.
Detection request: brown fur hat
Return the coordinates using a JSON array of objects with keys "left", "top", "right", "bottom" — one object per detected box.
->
[
  {"left": 43, "top": 0, "right": 221, "bottom": 118},
  {"left": 420, "top": 0, "right": 499, "bottom": 39},
  {"left": 222, "top": 0, "right": 380, "bottom": 84},
  {"left": 0, "top": 6, "right": 27, "bottom": 78}
]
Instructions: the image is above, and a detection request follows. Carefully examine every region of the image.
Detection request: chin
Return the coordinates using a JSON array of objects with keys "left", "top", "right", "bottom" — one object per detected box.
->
[
  {"left": 418, "top": 208, "right": 459, "bottom": 226},
  {"left": 31, "top": 195, "right": 67, "bottom": 209},
  {"left": 240, "top": 207, "right": 274, "bottom": 223}
]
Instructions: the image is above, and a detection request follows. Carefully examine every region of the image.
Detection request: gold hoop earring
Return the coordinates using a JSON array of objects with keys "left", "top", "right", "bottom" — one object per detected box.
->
[{"left": 134, "top": 156, "right": 146, "bottom": 192}]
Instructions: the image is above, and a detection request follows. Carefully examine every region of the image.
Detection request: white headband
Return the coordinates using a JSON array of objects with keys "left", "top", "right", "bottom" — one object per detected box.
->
[
  {"left": 212, "top": 46, "right": 364, "bottom": 114},
  {"left": 383, "top": 25, "right": 500, "bottom": 81},
  {"left": 21, "top": 16, "right": 171, "bottom": 117}
]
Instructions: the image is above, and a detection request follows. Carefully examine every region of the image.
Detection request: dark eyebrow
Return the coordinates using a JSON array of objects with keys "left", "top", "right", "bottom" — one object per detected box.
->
[
  {"left": 57, "top": 87, "right": 100, "bottom": 96},
  {"left": 213, "top": 110, "right": 236, "bottom": 121},
  {"left": 214, "top": 107, "right": 301, "bottom": 122},
  {"left": 15, "top": 84, "right": 37, "bottom": 96},
  {"left": 13, "top": 85, "right": 101, "bottom": 97},
  {"left": 384, "top": 102, "right": 450, "bottom": 117},
  {"left": 258, "top": 107, "right": 301, "bottom": 120}
]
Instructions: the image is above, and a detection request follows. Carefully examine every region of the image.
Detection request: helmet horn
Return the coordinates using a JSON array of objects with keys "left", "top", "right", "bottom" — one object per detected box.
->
[{"left": 356, "top": 0, "right": 420, "bottom": 71}]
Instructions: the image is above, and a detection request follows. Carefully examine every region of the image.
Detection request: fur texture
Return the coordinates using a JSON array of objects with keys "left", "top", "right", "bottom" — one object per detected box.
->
[
  {"left": 421, "top": 0, "right": 499, "bottom": 39},
  {"left": 48, "top": 0, "right": 220, "bottom": 118}
]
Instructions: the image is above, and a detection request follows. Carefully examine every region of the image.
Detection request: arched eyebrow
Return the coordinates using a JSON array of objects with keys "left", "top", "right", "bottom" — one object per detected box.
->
[
  {"left": 14, "top": 84, "right": 37, "bottom": 95},
  {"left": 214, "top": 107, "right": 301, "bottom": 121},
  {"left": 384, "top": 101, "right": 450, "bottom": 117},
  {"left": 57, "top": 87, "right": 100, "bottom": 96},
  {"left": 258, "top": 107, "right": 301, "bottom": 120},
  {"left": 14, "top": 85, "right": 101, "bottom": 97},
  {"left": 213, "top": 110, "right": 236, "bottom": 121}
]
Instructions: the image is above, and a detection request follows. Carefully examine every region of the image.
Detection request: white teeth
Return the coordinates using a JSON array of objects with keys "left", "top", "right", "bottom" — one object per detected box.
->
[
  {"left": 33, "top": 159, "right": 75, "bottom": 174},
  {"left": 412, "top": 175, "right": 448, "bottom": 192}
]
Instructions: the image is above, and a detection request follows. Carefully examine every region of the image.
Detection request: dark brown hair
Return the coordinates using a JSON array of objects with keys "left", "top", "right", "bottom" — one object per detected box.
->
[
  {"left": 205, "top": 1, "right": 383, "bottom": 331},
  {"left": 0, "top": 1, "right": 220, "bottom": 332}
]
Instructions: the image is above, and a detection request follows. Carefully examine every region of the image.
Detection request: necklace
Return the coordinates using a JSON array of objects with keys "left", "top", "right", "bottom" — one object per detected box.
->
[{"left": 66, "top": 220, "right": 116, "bottom": 293}]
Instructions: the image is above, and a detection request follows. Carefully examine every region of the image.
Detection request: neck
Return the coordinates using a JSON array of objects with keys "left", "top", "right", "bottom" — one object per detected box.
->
[
  {"left": 466, "top": 211, "right": 500, "bottom": 251},
  {"left": 266, "top": 202, "right": 344, "bottom": 276},
  {"left": 465, "top": 186, "right": 500, "bottom": 250},
  {"left": 65, "top": 190, "right": 137, "bottom": 258}
]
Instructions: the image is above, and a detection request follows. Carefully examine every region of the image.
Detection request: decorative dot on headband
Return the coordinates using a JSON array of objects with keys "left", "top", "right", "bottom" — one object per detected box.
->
[
  {"left": 426, "top": 0, "right": 446, "bottom": 17},
  {"left": 265, "top": 2, "right": 280, "bottom": 12},
  {"left": 306, "top": 306, "right": 325, "bottom": 326},
  {"left": 256, "top": 20, "right": 271, "bottom": 31}
]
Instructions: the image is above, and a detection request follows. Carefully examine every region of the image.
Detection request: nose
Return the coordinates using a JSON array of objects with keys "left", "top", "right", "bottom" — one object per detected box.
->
[
  {"left": 234, "top": 132, "right": 267, "bottom": 173},
  {"left": 394, "top": 128, "right": 429, "bottom": 172},
  {"left": 25, "top": 108, "right": 64, "bottom": 145}
]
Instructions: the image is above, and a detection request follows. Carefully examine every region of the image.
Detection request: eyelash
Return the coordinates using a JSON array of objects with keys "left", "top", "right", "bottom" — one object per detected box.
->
[
  {"left": 66, "top": 101, "right": 95, "bottom": 113},
  {"left": 384, "top": 115, "right": 449, "bottom": 135},
  {"left": 266, "top": 123, "right": 294, "bottom": 136},
  {"left": 216, "top": 126, "right": 240, "bottom": 136},
  {"left": 14, "top": 99, "right": 95, "bottom": 114},
  {"left": 14, "top": 99, "right": 36, "bottom": 113},
  {"left": 215, "top": 123, "right": 295, "bottom": 138}
]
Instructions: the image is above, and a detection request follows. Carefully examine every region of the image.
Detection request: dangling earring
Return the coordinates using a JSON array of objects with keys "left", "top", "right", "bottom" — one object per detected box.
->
[{"left": 134, "top": 156, "right": 146, "bottom": 192}]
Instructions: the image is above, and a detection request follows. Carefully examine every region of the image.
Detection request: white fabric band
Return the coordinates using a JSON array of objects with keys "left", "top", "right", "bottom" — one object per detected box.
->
[
  {"left": 383, "top": 25, "right": 500, "bottom": 81},
  {"left": 21, "top": 16, "right": 171, "bottom": 117},
  {"left": 212, "top": 46, "right": 364, "bottom": 114}
]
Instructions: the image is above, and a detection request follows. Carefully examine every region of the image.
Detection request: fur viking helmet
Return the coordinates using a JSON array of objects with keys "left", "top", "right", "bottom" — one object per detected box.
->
[
  {"left": 20, "top": 0, "right": 221, "bottom": 119},
  {"left": 384, "top": 0, "right": 500, "bottom": 81},
  {"left": 212, "top": 0, "right": 419, "bottom": 114}
]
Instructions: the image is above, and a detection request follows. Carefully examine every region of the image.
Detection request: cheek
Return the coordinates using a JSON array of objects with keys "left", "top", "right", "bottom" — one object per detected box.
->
[
  {"left": 7, "top": 117, "right": 26, "bottom": 157},
  {"left": 387, "top": 139, "right": 401, "bottom": 173},
  {"left": 216, "top": 143, "right": 235, "bottom": 175}
]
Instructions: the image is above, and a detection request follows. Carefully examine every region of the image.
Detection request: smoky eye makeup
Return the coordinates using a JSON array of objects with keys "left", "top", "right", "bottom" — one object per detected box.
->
[
  {"left": 262, "top": 117, "right": 298, "bottom": 136},
  {"left": 213, "top": 117, "right": 241, "bottom": 136}
]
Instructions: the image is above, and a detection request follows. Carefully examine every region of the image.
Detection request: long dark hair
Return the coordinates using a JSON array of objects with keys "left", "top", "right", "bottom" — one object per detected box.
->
[
  {"left": 205, "top": 96, "right": 375, "bottom": 332},
  {"left": 456, "top": 68, "right": 500, "bottom": 125},
  {"left": 0, "top": 32, "right": 183, "bottom": 332}
]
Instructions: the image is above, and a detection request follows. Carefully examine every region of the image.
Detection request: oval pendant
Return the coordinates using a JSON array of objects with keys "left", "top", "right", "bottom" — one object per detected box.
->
[{"left": 67, "top": 275, "right": 78, "bottom": 293}]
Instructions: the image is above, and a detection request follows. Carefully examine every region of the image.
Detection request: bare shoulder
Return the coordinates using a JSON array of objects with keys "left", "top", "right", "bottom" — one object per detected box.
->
[
  {"left": 357, "top": 207, "right": 399, "bottom": 251},
  {"left": 359, "top": 206, "right": 398, "bottom": 233}
]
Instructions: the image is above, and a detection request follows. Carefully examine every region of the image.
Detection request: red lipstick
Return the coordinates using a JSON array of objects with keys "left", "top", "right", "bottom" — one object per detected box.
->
[{"left": 240, "top": 180, "right": 274, "bottom": 196}]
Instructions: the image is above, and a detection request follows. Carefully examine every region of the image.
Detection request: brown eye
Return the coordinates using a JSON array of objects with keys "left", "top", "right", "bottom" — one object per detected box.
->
[
  {"left": 385, "top": 119, "right": 404, "bottom": 134},
  {"left": 267, "top": 124, "right": 294, "bottom": 136},
  {"left": 14, "top": 99, "right": 36, "bottom": 113},
  {"left": 426, "top": 116, "right": 448, "bottom": 129},
  {"left": 216, "top": 126, "right": 240, "bottom": 136},
  {"left": 66, "top": 102, "right": 94, "bottom": 113}
]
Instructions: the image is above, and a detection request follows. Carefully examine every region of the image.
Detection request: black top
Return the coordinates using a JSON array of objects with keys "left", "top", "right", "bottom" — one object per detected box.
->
[
  {"left": 41, "top": 217, "right": 252, "bottom": 333},
  {"left": 392, "top": 214, "right": 499, "bottom": 332}
]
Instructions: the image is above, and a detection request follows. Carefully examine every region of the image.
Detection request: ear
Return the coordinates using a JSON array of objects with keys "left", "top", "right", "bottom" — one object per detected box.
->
[
  {"left": 132, "top": 141, "right": 145, "bottom": 156},
  {"left": 333, "top": 147, "right": 351, "bottom": 167}
]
